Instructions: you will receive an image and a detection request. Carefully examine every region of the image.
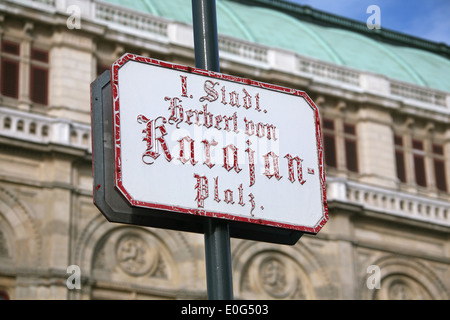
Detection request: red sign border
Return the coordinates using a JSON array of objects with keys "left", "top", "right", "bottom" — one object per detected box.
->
[{"left": 111, "top": 53, "right": 328, "bottom": 234}]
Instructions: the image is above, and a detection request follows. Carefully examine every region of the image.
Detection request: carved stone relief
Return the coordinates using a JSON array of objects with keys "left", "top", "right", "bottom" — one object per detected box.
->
[
  {"left": 92, "top": 227, "right": 172, "bottom": 283},
  {"left": 240, "top": 251, "right": 312, "bottom": 299},
  {"left": 115, "top": 234, "right": 158, "bottom": 277},
  {"left": 359, "top": 254, "right": 446, "bottom": 300},
  {"left": 376, "top": 275, "right": 432, "bottom": 300}
]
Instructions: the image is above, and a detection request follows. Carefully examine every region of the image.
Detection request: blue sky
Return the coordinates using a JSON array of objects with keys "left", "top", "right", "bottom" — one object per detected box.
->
[{"left": 286, "top": 0, "right": 450, "bottom": 45}]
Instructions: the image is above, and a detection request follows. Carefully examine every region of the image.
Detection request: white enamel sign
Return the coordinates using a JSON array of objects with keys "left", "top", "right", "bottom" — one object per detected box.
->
[{"left": 111, "top": 54, "right": 328, "bottom": 234}]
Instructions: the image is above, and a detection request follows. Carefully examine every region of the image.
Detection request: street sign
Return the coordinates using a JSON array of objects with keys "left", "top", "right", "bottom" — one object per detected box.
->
[{"left": 109, "top": 53, "right": 328, "bottom": 235}]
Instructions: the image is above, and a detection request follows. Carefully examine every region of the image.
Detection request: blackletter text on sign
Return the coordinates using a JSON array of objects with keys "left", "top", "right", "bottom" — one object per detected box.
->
[{"left": 111, "top": 54, "right": 327, "bottom": 234}]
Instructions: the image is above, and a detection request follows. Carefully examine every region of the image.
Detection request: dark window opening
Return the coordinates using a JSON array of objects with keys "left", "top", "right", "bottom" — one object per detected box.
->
[
  {"left": 323, "top": 134, "right": 337, "bottom": 168},
  {"left": 395, "top": 151, "right": 406, "bottom": 183},
  {"left": 1, "top": 59, "right": 19, "bottom": 98},
  {"left": 344, "top": 124, "right": 358, "bottom": 173},
  {"left": 30, "top": 66, "right": 48, "bottom": 105},
  {"left": 345, "top": 139, "right": 358, "bottom": 172},
  {"left": 414, "top": 155, "right": 427, "bottom": 187}
]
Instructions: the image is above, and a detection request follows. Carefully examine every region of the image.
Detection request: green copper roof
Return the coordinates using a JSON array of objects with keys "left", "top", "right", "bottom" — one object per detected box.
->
[{"left": 102, "top": 0, "right": 450, "bottom": 93}]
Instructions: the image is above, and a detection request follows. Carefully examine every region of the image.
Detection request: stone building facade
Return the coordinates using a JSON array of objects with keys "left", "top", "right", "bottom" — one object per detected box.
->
[{"left": 0, "top": 0, "right": 449, "bottom": 300}]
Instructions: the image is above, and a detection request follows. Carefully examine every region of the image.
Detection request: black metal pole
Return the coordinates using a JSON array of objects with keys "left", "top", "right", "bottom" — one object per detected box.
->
[
  {"left": 191, "top": 0, "right": 233, "bottom": 300},
  {"left": 204, "top": 218, "right": 233, "bottom": 300},
  {"left": 192, "top": 0, "right": 221, "bottom": 72}
]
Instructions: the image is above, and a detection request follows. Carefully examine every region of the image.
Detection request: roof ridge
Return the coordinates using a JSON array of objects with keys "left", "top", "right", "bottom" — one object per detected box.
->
[{"left": 230, "top": 0, "right": 450, "bottom": 59}]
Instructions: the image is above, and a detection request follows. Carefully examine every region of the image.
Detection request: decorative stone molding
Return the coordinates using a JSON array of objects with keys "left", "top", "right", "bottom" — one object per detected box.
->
[
  {"left": 91, "top": 227, "right": 174, "bottom": 289},
  {"left": 360, "top": 255, "right": 449, "bottom": 300},
  {"left": 0, "top": 107, "right": 91, "bottom": 153},
  {"left": 298, "top": 57, "right": 360, "bottom": 87},
  {"left": 390, "top": 80, "right": 447, "bottom": 107},
  {"left": 241, "top": 251, "right": 310, "bottom": 299},
  {"left": 327, "top": 177, "right": 450, "bottom": 227},
  {"left": 219, "top": 36, "right": 268, "bottom": 64},
  {"left": 95, "top": 1, "right": 168, "bottom": 37},
  {"left": 115, "top": 233, "right": 160, "bottom": 277},
  {"left": 0, "top": 186, "right": 41, "bottom": 268},
  {"left": 232, "top": 240, "right": 334, "bottom": 299},
  {"left": 73, "top": 215, "right": 203, "bottom": 298}
]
